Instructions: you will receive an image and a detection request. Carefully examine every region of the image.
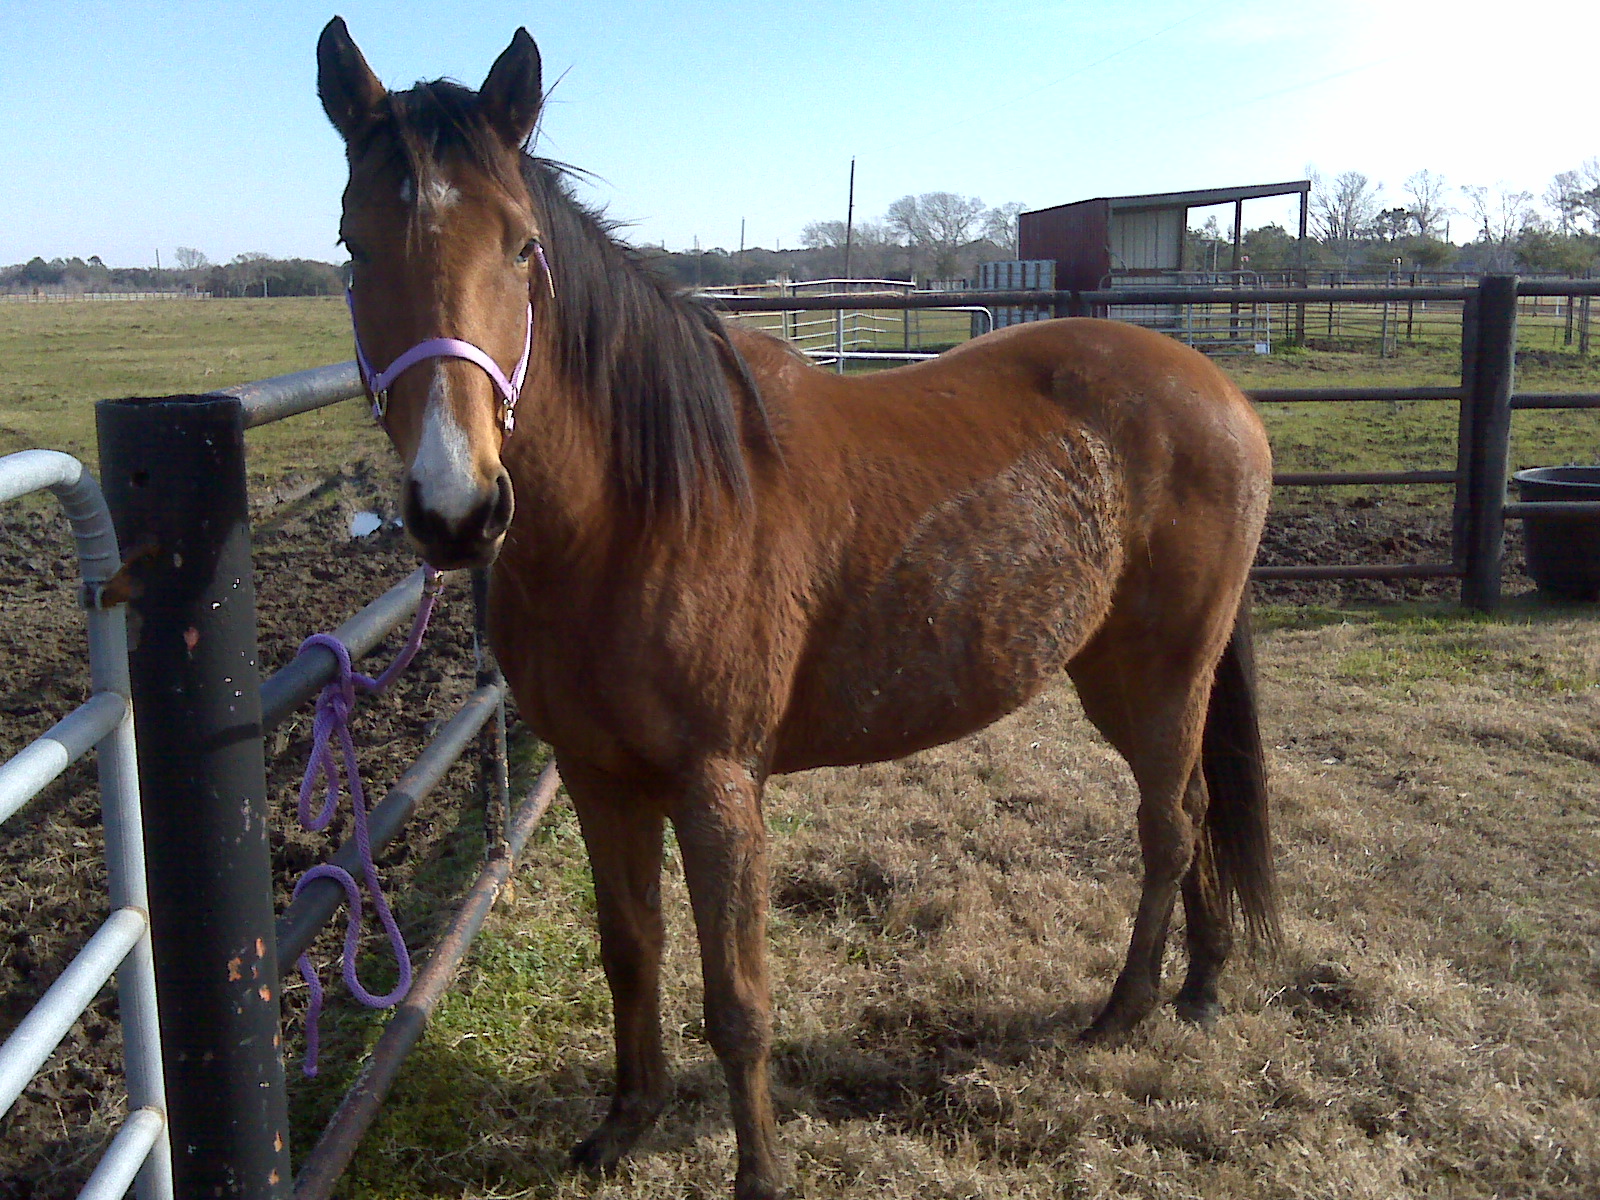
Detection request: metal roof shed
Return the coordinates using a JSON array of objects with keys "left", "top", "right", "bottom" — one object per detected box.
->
[{"left": 1018, "top": 180, "right": 1310, "bottom": 290}]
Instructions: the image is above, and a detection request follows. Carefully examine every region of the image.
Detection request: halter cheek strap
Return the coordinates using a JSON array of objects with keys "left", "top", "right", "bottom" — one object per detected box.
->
[{"left": 347, "top": 271, "right": 540, "bottom": 434}]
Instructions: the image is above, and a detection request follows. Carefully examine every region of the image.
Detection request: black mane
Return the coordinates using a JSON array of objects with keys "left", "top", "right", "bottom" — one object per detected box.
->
[{"left": 375, "top": 79, "right": 769, "bottom": 514}]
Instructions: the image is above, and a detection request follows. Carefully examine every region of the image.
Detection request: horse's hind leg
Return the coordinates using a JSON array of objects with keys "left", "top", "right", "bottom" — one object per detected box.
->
[
  {"left": 563, "top": 759, "right": 672, "bottom": 1173},
  {"left": 671, "top": 760, "right": 784, "bottom": 1200},
  {"left": 1068, "top": 623, "right": 1223, "bottom": 1043},
  {"left": 1174, "top": 769, "right": 1232, "bottom": 1027}
]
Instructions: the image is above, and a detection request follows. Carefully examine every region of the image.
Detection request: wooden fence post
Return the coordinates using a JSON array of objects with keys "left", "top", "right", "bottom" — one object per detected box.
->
[{"left": 1461, "top": 274, "right": 1518, "bottom": 612}]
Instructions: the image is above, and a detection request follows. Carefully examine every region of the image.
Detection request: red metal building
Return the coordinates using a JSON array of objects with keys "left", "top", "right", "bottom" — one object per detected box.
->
[{"left": 1018, "top": 181, "right": 1311, "bottom": 290}]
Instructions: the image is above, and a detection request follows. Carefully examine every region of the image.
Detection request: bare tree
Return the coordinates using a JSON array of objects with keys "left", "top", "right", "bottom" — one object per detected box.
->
[
  {"left": 1462, "top": 183, "right": 1535, "bottom": 269},
  {"left": 173, "top": 246, "right": 210, "bottom": 271},
  {"left": 800, "top": 220, "right": 847, "bottom": 250},
  {"left": 1403, "top": 170, "right": 1452, "bottom": 239},
  {"left": 1309, "top": 169, "right": 1381, "bottom": 259},
  {"left": 886, "top": 192, "right": 987, "bottom": 278},
  {"left": 231, "top": 251, "right": 273, "bottom": 297},
  {"left": 1546, "top": 159, "right": 1600, "bottom": 235},
  {"left": 981, "top": 201, "right": 1026, "bottom": 257}
]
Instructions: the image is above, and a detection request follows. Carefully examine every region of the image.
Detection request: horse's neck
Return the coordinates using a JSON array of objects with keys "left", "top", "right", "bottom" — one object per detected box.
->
[{"left": 499, "top": 378, "right": 615, "bottom": 561}]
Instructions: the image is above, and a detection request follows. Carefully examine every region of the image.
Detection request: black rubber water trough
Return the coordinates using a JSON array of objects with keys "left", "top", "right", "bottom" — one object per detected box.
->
[{"left": 1512, "top": 467, "right": 1600, "bottom": 601}]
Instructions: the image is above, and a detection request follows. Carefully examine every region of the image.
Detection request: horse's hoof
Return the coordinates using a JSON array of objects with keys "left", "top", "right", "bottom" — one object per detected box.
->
[
  {"left": 735, "top": 1165, "right": 789, "bottom": 1200},
  {"left": 1079, "top": 997, "right": 1155, "bottom": 1044},
  {"left": 570, "top": 1100, "right": 666, "bottom": 1174},
  {"left": 570, "top": 1129, "right": 623, "bottom": 1175},
  {"left": 1173, "top": 991, "right": 1222, "bottom": 1029}
]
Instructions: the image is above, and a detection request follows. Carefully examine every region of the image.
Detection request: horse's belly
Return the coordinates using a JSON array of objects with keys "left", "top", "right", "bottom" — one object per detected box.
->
[{"left": 774, "top": 435, "right": 1122, "bottom": 772}]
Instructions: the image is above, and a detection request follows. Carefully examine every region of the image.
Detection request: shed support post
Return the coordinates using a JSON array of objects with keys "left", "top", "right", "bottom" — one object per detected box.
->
[
  {"left": 97, "top": 395, "right": 292, "bottom": 1199},
  {"left": 1460, "top": 275, "right": 1518, "bottom": 612}
]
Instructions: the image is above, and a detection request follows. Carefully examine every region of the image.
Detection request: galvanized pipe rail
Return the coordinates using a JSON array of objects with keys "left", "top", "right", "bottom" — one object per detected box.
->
[
  {"left": 0, "top": 450, "right": 173, "bottom": 1200},
  {"left": 95, "top": 367, "right": 554, "bottom": 1199}
]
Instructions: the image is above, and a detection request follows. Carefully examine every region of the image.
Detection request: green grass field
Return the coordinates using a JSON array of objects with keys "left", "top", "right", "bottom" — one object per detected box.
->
[
  {"left": 4, "top": 296, "right": 1597, "bottom": 491},
  {"left": 0, "top": 296, "right": 386, "bottom": 491}
]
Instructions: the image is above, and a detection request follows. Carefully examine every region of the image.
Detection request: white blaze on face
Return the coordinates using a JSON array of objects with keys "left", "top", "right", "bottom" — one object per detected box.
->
[
  {"left": 399, "top": 176, "right": 461, "bottom": 230},
  {"left": 409, "top": 368, "right": 481, "bottom": 525}
]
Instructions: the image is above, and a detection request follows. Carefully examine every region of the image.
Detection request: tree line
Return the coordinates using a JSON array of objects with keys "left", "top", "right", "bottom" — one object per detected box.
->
[
  {"left": 0, "top": 250, "right": 345, "bottom": 297},
  {"left": 9, "top": 160, "right": 1599, "bottom": 298},
  {"left": 1189, "top": 161, "right": 1600, "bottom": 276},
  {"left": 639, "top": 192, "right": 1026, "bottom": 289}
]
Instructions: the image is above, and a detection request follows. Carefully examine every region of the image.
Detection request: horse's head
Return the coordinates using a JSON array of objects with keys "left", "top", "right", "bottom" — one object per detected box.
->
[{"left": 318, "top": 17, "right": 545, "bottom": 569}]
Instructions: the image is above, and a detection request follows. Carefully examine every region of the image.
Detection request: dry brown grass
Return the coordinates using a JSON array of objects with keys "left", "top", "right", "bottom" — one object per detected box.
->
[{"left": 326, "top": 607, "right": 1600, "bottom": 1199}]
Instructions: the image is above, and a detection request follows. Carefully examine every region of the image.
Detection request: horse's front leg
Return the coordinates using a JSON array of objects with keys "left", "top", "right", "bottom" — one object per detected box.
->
[
  {"left": 563, "top": 758, "right": 672, "bottom": 1173},
  {"left": 672, "top": 759, "right": 785, "bottom": 1200}
]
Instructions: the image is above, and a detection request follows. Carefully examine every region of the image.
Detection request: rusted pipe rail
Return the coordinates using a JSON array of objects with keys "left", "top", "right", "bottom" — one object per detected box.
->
[
  {"left": 291, "top": 763, "right": 562, "bottom": 1200},
  {"left": 1252, "top": 563, "right": 1460, "bottom": 582}
]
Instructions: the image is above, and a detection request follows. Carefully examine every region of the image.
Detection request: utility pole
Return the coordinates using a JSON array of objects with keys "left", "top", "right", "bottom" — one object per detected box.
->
[
  {"left": 843, "top": 157, "right": 856, "bottom": 282},
  {"left": 738, "top": 218, "right": 746, "bottom": 286}
]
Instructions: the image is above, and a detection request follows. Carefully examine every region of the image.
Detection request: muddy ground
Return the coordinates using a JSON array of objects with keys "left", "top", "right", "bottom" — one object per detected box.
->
[{"left": 0, "top": 471, "right": 1541, "bottom": 1196}]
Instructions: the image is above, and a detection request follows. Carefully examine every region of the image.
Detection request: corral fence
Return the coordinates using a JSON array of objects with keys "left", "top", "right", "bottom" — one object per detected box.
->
[
  {"left": 709, "top": 273, "right": 1600, "bottom": 611},
  {"left": 701, "top": 277, "right": 993, "bottom": 370},
  {"left": 845, "top": 267, "right": 1596, "bottom": 359},
  {"left": 0, "top": 451, "right": 172, "bottom": 1200},
  {"left": 1098, "top": 269, "right": 1594, "bottom": 358},
  {"left": 83, "top": 370, "right": 561, "bottom": 1198}
]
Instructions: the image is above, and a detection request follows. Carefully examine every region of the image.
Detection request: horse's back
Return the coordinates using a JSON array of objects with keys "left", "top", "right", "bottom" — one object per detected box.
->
[{"left": 763, "top": 318, "right": 1268, "bottom": 773}]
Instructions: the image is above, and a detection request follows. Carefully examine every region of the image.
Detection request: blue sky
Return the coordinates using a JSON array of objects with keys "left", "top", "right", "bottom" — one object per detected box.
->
[{"left": 3, "top": 1, "right": 1596, "bottom": 267}]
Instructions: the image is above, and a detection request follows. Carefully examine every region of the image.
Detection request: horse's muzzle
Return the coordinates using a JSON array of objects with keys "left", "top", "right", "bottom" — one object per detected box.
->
[{"left": 402, "top": 468, "right": 514, "bottom": 569}]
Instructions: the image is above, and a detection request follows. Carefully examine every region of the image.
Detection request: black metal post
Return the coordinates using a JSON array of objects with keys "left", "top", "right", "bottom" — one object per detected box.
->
[
  {"left": 1451, "top": 291, "right": 1481, "bottom": 572},
  {"left": 1461, "top": 275, "right": 1519, "bottom": 611},
  {"left": 97, "top": 395, "right": 291, "bottom": 1199}
]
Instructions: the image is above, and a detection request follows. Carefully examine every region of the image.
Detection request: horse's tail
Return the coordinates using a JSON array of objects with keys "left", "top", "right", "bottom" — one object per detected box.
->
[{"left": 1200, "top": 590, "right": 1280, "bottom": 951}]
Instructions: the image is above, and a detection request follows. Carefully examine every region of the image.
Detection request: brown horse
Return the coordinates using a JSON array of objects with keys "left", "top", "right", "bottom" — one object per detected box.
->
[{"left": 318, "top": 19, "right": 1277, "bottom": 1198}]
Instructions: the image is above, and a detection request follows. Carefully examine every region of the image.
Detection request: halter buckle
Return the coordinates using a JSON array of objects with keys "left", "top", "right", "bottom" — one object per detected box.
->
[{"left": 372, "top": 388, "right": 390, "bottom": 423}]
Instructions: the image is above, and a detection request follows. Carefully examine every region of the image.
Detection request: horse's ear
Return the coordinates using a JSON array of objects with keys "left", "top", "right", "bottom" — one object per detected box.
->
[
  {"left": 317, "top": 16, "right": 386, "bottom": 141},
  {"left": 480, "top": 28, "right": 543, "bottom": 149}
]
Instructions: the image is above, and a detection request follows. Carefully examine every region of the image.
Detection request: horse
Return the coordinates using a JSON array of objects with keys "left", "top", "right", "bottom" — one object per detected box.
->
[{"left": 317, "top": 19, "right": 1277, "bottom": 1199}]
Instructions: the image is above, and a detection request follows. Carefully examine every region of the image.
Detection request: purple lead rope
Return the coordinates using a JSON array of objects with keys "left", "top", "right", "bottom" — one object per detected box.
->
[{"left": 292, "top": 567, "right": 444, "bottom": 1076}]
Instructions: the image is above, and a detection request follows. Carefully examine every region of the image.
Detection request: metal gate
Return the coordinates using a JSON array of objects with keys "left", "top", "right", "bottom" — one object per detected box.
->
[{"left": 0, "top": 449, "right": 173, "bottom": 1200}]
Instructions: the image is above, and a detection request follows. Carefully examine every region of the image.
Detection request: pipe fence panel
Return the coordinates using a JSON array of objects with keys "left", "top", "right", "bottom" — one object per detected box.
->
[
  {"left": 0, "top": 449, "right": 173, "bottom": 1200},
  {"left": 94, "top": 369, "right": 561, "bottom": 1198}
]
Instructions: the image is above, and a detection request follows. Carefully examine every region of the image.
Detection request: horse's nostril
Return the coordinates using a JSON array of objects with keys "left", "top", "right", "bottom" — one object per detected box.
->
[{"left": 482, "top": 470, "right": 514, "bottom": 540}]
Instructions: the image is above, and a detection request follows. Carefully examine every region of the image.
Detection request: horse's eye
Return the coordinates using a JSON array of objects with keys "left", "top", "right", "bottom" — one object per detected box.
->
[{"left": 515, "top": 239, "right": 538, "bottom": 266}]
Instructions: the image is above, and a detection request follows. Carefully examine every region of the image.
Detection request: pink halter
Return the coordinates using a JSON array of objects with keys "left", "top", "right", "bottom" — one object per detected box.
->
[{"left": 346, "top": 239, "right": 549, "bottom": 433}]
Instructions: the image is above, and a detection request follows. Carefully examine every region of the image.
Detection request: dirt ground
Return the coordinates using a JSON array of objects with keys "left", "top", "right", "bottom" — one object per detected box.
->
[{"left": 0, "top": 468, "right": 1587, "bottom": 1198}]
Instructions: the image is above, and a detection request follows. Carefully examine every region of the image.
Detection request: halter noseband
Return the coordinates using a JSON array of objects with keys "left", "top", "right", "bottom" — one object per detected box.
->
[{"left": 346, "top": 243, "right": 550, "bottom": 434}]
